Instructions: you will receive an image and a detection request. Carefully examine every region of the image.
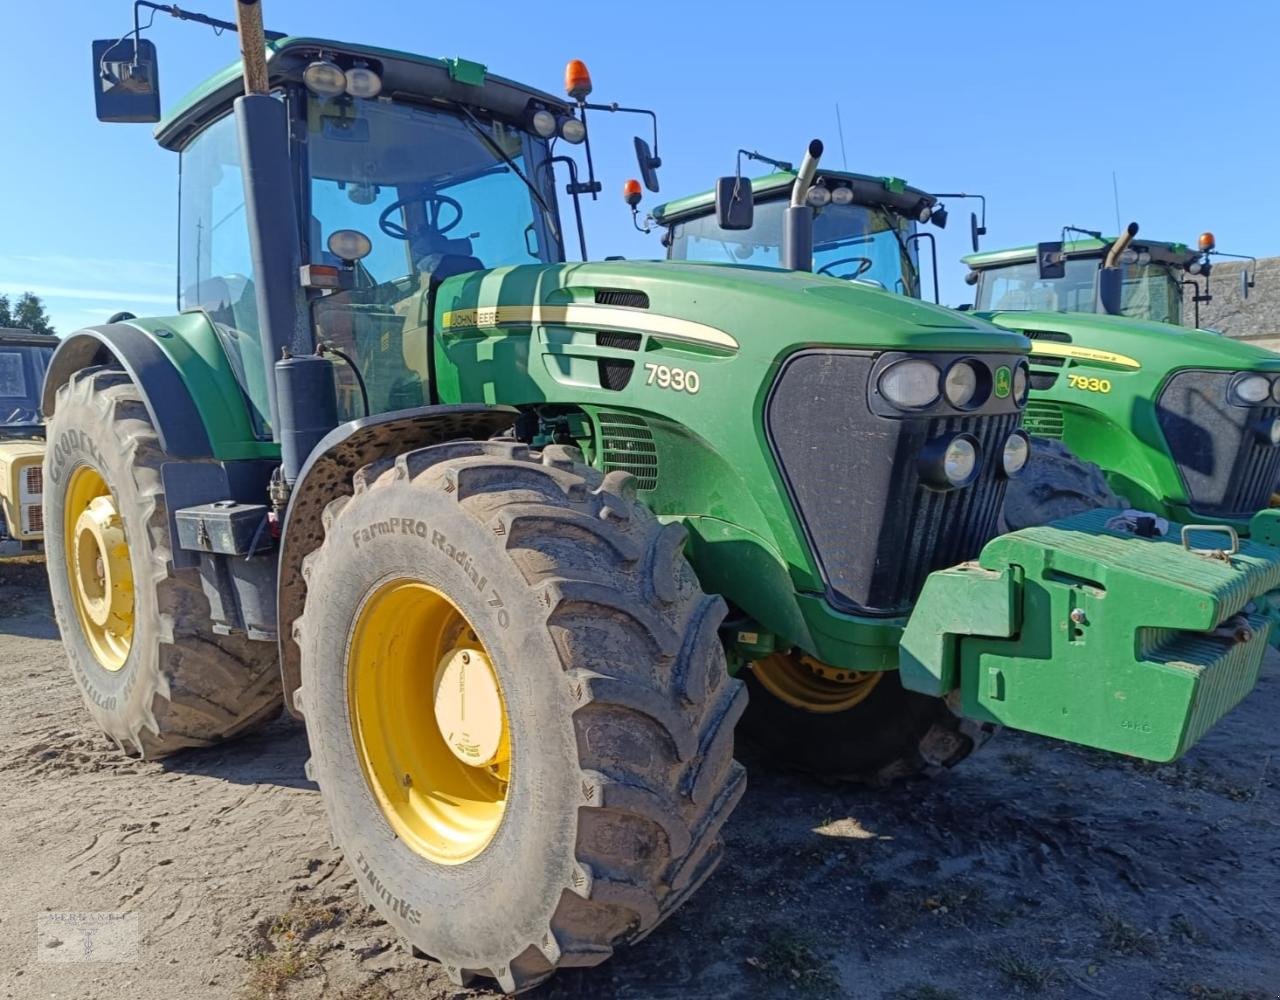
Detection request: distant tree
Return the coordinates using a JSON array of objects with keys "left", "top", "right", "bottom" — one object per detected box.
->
[{"left": 0, "top": 292, "right": 55, "bottom": 335}]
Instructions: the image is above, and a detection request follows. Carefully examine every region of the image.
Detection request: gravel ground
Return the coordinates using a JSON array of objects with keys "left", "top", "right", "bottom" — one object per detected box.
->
[{"left": 1, "top": 562, "right": 1277, "bottom": 1000}]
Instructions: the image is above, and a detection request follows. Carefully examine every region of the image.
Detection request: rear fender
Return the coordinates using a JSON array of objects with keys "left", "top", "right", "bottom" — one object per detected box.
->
[{"left": 277, "top": 405, "right": 518, "bottom": 716}]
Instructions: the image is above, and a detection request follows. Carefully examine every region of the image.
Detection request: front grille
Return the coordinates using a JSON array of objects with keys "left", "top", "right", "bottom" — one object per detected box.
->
[
  {"left": 766, "top": 351, "right": 1018, "bottom": 615},
  {"left": 1024, "top": 399, "right": 1065, "bottom": 438},
  {"left": 22, "top": 503, "right": 42, "bottom": 535},
  {"left": 1156, "top": 370, "right": 1280, "bottom": 518},
  {"left": 23, "top": 466, "right": 42, "bottom": 496},
  {"left": 597, "top": 411, "right": 659, "bottom": 490}
]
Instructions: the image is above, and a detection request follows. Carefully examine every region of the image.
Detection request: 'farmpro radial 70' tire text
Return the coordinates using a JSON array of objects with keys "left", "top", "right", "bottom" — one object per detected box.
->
[
  {"left": 43, "top": 365, "right": 282, "bottom": 757},
  {"left": 295, "top": 440, "right": 747, "bottom": 994}
]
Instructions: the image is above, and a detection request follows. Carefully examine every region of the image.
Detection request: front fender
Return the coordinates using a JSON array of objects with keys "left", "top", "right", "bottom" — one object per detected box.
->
[{"left": 276, "top": 405, "right": 518, "bottom": 716}]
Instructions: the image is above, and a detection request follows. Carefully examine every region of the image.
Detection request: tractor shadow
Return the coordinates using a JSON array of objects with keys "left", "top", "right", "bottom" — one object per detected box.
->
[
  {"left": 0, "top": 560, "right": 61, "bottom": 640},
  {"left": 159, "top": 711, "right": 316, "bottom": 790}
]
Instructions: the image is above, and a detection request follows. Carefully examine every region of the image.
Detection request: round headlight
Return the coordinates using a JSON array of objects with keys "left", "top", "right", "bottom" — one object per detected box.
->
[
  {"left": 1002, "top": 430, "right": 1031, "bottom": 477},
  {"left": 1271, "top": 379, "right": 1280, "bottom": 404},
  {"left": 559, "top": 117, "right": 586, "bottom": 144},
  {"left": 531, "top": 109, "right": 557, "bottom": 138},
  {"left": 344, "top": 66, "right": 382, "bottom": 99},
  {"left": 879, "top": 359, "right": 941, "bottom": 410},
  {"left": 943, "top": 361, "right": 980, "bottom": 408},
  {"left": 806, "top": 185, "right": 832, "bottom": 208},
  {"left": 1254, "top": 417, "right": 1280, "bottom": 446},
  {"left": 944, "top": 437, "right": 979, "bottom": 485},
  {"left": 1231, "top": 373, "right": 1271, "bottom": 405},
  {"left": 1013, "top": 361, "right": 1029, "bottom": 403},
  {"left": 830, "top": 186, "right": 854, "bottom": 205},
  {"left": 327, "top": 228, "right": 373, "bottom": 262},
  {"left": 303, "top": 59, "right": 347, "bottom": 97}
]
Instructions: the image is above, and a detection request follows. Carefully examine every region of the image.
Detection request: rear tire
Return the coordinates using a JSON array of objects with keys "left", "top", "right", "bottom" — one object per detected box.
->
[
  {"left": 43, "top": 365, "right": 282, "bottom": 757},
  {"left": 740, "top": 655, "right": 992, "bottom": 785},
  {"left": 1001, "top": 437, "right": 1123, "bottom": 531},
  {"left": 296, "top": 441, "right": 746, "bottom": 994}
]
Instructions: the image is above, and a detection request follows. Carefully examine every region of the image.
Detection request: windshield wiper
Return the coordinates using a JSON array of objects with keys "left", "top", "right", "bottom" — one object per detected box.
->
[{"left": 455, "top": 105, "right": 560, "bottom": 242}]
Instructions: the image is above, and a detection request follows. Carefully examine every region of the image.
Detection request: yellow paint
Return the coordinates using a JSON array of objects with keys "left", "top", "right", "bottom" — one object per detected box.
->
[
  {"left": 441, "top": 303, "right": 740, "bottom": 352},
  {"left": 64, "top": 466, "right": 134, "bottom": 670},
  {"left": 0, "top": 440, "right": 45, "bottom": 542},
  {"left": 347, "top": 580, "right": 510, "bottom": 865},
  {"left": 1030, "top": 342, "right": 1141, "bottom": 370},
  {"left": 751, "top": 652, "right": 882, "bottom": 714},
  {"left": 1066, "top": 374, "right": 1113, "bottom": 393}
]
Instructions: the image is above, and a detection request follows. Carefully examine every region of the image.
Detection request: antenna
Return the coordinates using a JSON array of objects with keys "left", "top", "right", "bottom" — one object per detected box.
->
[
  {"left": 835, "top": 103, "right": 848, "bottom": 170},
  {"left": 1111, "top": 171, "right": 1122, "bottom": 233}
]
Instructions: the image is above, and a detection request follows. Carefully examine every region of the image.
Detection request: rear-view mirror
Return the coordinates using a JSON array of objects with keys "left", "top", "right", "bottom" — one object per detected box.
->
[
  {"left": 970, "top": 211, "right": 983, "bottom": 253},
  {"left": 92, "top": 37, "right": 161, "bottom": 123},
  {"left": 1037, "top": 241, "right": 1065, "bottom": 280},
  {"left": 1242, "top": 270, "right": 1251, "bottom": 300},
  {"left": 634, "top": 136, "right": 661, "bottom": 193},
  {"left": 715, "top": 176, "right": 754, "bottom": 231}
]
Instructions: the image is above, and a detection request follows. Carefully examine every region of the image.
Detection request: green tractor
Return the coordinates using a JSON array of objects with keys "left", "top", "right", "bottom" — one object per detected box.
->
[
  {"left": 962, "top": 228, "right": 1278, "bottom": 531},
  {"left": 650, "top": 163, "right": 1280, "bottom": 534},
  {"left": 44, "top": 5, "right": 1280, "bottom": 992}
]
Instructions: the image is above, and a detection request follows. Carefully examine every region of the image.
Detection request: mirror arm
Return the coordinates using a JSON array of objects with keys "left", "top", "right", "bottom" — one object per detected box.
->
[
  {"left": 932, "top": 192, "right": 986, "bottom": 232},
  {"left": 134, "top": 1, "right": 287, "bottom": 41},
  {"left": 1179, "top": 279, "right": 1205, "bottom": 327},
  {"left": 905, "top": 232, "right": 940, "bottom": 304},
  {"left": 541, "top": 156, "right": 588, "bottom": 260},
  {"left": 581, "top": 102, "right": 660, "bottom": 162},
  {"left": 1208, "top": 250, "right": 1257, "bottom": 288}
]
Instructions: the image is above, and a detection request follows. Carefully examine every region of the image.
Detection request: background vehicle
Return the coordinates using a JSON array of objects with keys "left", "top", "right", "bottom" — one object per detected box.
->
[
  {"left": 0, "top": 328, "right": 55, "bottom": 556},
  {"left": 653, "top": 169, "right": 1280, "bottom": 532},
  {"left": 42, "top": 7, "right": 1280, "bottom": 992}
]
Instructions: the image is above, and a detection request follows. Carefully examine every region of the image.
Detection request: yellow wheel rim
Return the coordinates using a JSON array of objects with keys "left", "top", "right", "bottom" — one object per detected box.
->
[
  {"left": 63, "top": 466, "right": 134, "bottom": 671},
  {"left": 348, "top": 580, "right": 511, "bottom": 865},
  {"left": 752, "top": 651, "right": 882, "bottom": 714}
]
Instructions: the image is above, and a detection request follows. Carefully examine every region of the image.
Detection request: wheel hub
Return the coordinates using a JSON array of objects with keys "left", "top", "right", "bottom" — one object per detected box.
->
[
  {"left": 348, "top": 580, "right": 510, "bottom": 865},
  {"left": 64, "top": 467, "right": 134, "bottom": 671},
  {"left": 751, "top": 651, "right": 882, "bottom": 714}
]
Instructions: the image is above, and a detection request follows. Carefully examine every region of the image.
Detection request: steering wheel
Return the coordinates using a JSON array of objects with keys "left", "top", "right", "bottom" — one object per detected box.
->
[
  {"left": 817, "top": 256, "right": 875, "bottom": 280},
  {"left": 379, "top": 193, "right": 464, "bottom": 241}
]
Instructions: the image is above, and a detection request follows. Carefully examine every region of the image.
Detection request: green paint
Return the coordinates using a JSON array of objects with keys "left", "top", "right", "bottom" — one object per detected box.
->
[
  {"left": 993, "top": 365, "right": 1011, "bottom": 398},
  {"left": 904, "top": 508, "right": 1280, "bottom": 761}
]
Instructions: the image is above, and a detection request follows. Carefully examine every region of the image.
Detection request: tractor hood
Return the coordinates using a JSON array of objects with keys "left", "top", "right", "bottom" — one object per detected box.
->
[
  {"left": 438, "top": 260, "right": 1029, "bottom": 360},
  {"left": 978, "top": 310, "right": 1280, "bottom": 373}
]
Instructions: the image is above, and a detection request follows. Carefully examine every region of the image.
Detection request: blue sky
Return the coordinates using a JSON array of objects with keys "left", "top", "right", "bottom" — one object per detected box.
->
[{"left": 4, "top": 0, "right": 1277, "bottom": 333}]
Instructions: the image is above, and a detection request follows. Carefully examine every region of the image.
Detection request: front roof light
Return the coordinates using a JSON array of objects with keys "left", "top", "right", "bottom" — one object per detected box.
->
[
  {"left": 531, "top": 109, "right": 558, "bottom": 138},
  {"left": 830, "top": 186, "right": 854, "bottom": 205},
  {"left": 344, "top": 66, "right": 382, "bottom": 99},
  {"left": 559, "top": 116, "right": 586, "bottom": 144},
  {"left": 303, "top": 59, "right": 347, "bottom": 97},
  {"left": 806, "top": 185, "right": 832, "bottom": 208},
  {"left": 879, "top": 358, "right": 940, "bottom": 410},
  {"left": 1230, "top": 373, "right": 1271, "bottom": 406}
]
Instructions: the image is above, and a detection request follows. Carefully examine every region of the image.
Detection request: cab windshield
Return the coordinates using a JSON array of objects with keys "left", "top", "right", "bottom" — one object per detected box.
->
[
  {"left": 0, "top": 341, "right": 53, "bottom": 431},
  {"left": 304, "top": 95, "right": 562, "bottom": 417},
  {"left": 668, "top": 197, "right": 919, "bottom": 294},
  {"left": 975, "top": 257, "right": 1183, "bottom": 324}
]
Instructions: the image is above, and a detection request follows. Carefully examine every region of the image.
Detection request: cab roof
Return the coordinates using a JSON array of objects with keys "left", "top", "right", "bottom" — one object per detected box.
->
[
  {"left": 155, "top": 36, "right": 571, "bottom": 150},
  {"left": 0, "top": 328, "right": 57, "bottom": 347},
  {"left": 651, "top": 169, "right": 936, "bottom": 226},
  {"left": 964, "top": 237, "right": 1199, "bottom": 270}
]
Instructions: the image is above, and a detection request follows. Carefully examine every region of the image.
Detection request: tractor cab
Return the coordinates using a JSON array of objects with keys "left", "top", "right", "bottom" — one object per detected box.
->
[
  {"left": 651, "top": 167, "right": 938, "bottom": 297},
  {"left": 964, "top": 229, "right": 1255, "bottom": 328}
]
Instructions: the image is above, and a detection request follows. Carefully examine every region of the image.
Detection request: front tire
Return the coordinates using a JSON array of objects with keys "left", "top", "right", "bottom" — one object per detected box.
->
[
  {"left": 43, "top": 365, "right": 282, "bottom": 757},
  {"left": 1001, "top": 437, "right": 1123, "bottom": 531},
  {"left": 740, "top": 652, "right": 992, "bottom": 784},
  {"left": 296, "top": 441, "right": 746, "bottom": 994}
]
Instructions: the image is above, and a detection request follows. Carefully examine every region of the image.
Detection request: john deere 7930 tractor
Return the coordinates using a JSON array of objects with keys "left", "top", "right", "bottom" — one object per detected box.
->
[
  {"left": 652, "top": 166, "right": 1280, "bottom": 534},
  {"left": 42, "top": 4, "right": 1280, "bottom": 992}
]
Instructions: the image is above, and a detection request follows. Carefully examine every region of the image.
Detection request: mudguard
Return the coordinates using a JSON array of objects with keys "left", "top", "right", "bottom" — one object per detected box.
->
[{"left": 276, "top": 405, "right": 518, "bottom": 716}]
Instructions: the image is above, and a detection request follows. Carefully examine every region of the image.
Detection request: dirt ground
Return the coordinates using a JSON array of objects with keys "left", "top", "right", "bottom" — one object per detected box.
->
[{"left": 1, "top": 562, "right": 1277, "bottom": 1000}]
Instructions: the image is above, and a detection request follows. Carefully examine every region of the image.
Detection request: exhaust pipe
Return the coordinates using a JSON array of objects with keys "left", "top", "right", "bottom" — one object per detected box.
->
[
  {"left": 1104, "top": 221, "right": 1140, "bottom": 269},
  {"left": 781, "top": 139, "right": 823, "bottom": 272}
]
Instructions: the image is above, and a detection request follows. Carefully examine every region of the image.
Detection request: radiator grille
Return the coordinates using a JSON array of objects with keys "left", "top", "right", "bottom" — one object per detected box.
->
[
  {"left": 594, "top": 288, "right": 650, "bottom": 309},
  {"left": 766, "top": 351, "right": 1017, "bottom": 614},
  {"left": 1155, "top": 370, "right": 1280, "bottom": 518},
  {"left": 23, "top": 465, "right": 42, "bottom": 496},
  {"left": 1023, "top": 399, "right": 1065, "bottom": 439},
  {"left": 597, "top": 411, "right": 658, "bottom": 490},
  {"left": 22, "top": 503, "right": 42, "bottom": 535}
]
